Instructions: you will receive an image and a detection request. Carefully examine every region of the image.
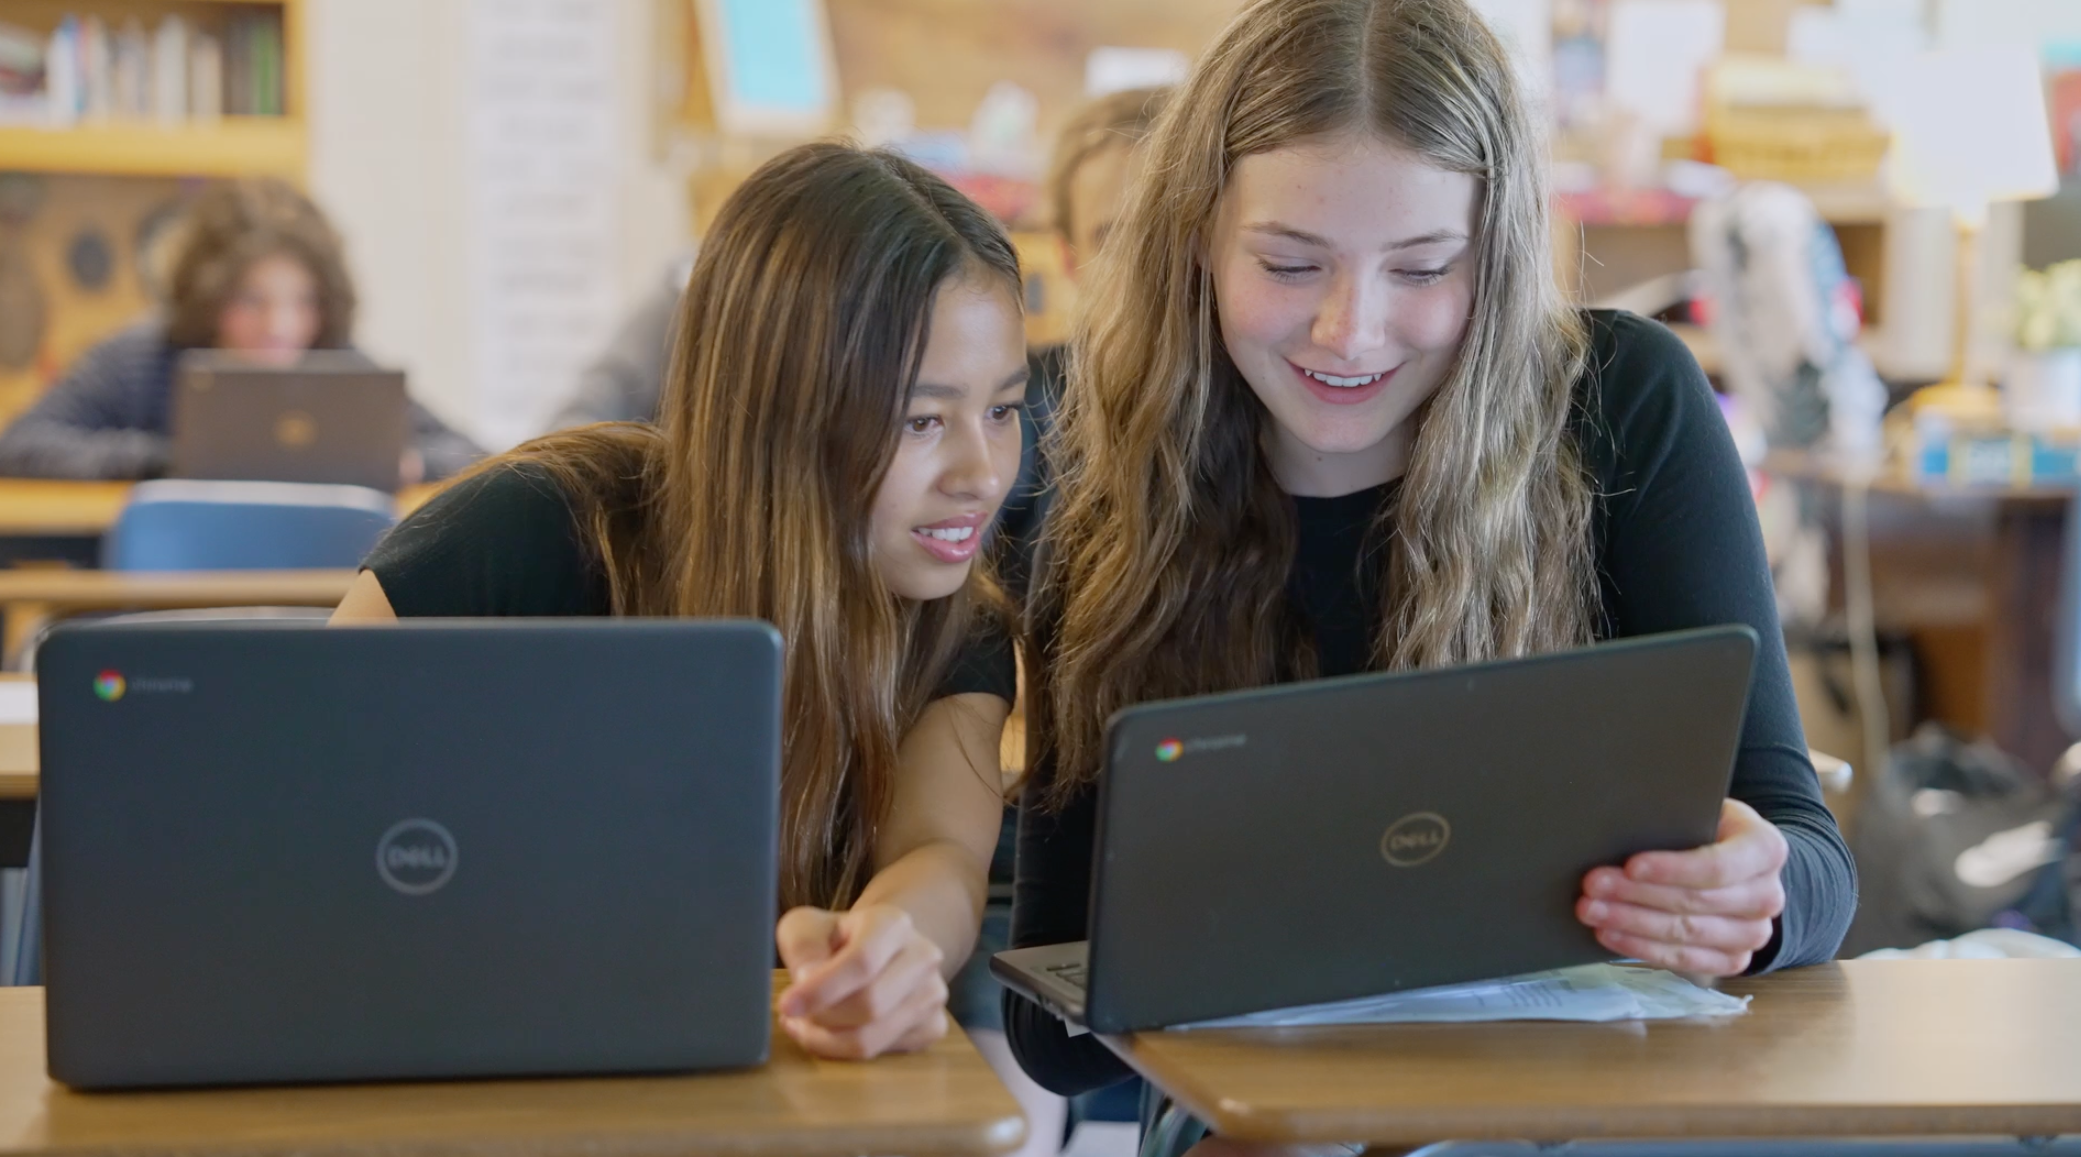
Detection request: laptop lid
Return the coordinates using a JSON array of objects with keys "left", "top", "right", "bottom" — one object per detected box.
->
[
  {"left": 37, "top": 619, "right": 780, "bottom": 1089},
  {"left": 1077, "top": 625, "right": 1757, "bottom": 1033},
  {"left": 170, "top": 351, "right": 409, "bottom": 492}
]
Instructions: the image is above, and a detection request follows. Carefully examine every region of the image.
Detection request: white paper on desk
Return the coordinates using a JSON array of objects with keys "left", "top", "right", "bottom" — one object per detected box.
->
[
  {"left": 0, "top": 684, "right": 37, "bottom": 725},
  {"left": 1171, "top": 964, "right": 1750, "bottom": 1030}
]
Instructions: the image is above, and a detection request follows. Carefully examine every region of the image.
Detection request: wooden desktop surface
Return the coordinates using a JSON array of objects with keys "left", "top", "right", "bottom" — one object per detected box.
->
[
  {"left": 1103, "top": 959, "right": 2081, "bottom": 1147},
  {"left": 0, "top": 676, "right": 33, "bottom": 801},
  {"left": 0, "top": 569, "right": 358, "bottom": 611},
  {"left": 0, "top": 978, "right": 1025, "bottom": 1157},
  {"left": 0, "top": 481, "right": 441, "bottom": 539}
]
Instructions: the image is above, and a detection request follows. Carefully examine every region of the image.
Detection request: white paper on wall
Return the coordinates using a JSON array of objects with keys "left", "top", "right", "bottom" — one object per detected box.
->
[
  {"left": 466, "top": 0, "right": 622, "bottom": 449},
  {"left": 1468, "top": 0, "right": 1553, "bottom": 105},
  {"left": 1605, "top": 0, "right": 1725, "bottom": 138}
]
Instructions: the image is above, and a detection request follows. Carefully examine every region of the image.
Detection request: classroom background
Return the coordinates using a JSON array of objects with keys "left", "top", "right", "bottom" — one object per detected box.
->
[{"left": 0, "top": 0, "right": 2079, "bottom": 988}]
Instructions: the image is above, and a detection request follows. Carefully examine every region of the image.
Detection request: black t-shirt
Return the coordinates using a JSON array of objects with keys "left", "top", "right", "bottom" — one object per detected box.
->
[
  {"left": 1003, "top": 311, "right": 1859, "bottom": 1096},
  {"left": 363, "top": 463, "right": 1018, "bottom": 704}
]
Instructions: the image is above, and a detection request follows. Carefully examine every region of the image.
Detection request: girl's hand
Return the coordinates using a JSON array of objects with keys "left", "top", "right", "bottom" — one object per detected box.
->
[
  {"left": 1575, "top": 798, "right": 1788, "bottom": 977},
  {"left": 774, "top": 903, "right": 950, "bottom": 1060}
]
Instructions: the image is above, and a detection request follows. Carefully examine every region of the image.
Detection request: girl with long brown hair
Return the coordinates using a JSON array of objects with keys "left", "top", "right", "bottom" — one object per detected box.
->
[
  {"left": 333, "top": 144, "right": 1030, "bottom": 1061},
  {"left": 1007, "top": 0, "right": 1856, "bottom": 1110}
]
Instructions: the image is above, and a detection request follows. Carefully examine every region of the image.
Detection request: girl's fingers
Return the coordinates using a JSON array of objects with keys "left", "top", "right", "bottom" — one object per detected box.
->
[
  {"left": 784, "top": 905, "right": 917, "bottom": 1017},
  {"left": 1593, "top": 927, "right": 1753, "bottom": 978},
  {"left": 1584, "top": 871, "right": 1786, "bottom": 922},
  {"left": 783, "top": 968, "right": 951, "bottom": 1060},
  {"left": 1578, "top": 897, "right": 1776, "bottom": 955},
  {"left": 804, "top": 937, "right": 946, "bottom": 1030}
]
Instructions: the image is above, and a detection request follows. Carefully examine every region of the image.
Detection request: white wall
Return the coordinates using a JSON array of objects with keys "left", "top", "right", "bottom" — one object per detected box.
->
[
  {"left": 1935, "top": 0, "right": 2081, "bottom": 51},
  {"left": 305, "top": 0, "right": 688, "bottom": 448}
]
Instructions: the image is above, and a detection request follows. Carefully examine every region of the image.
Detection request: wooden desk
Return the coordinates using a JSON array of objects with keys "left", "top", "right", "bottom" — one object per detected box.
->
[
  {"left": 0, "top": 979, "right": 1024, "bottom": 1157},
  {"left": 0, "top": 482, "right": 441, "bottom": 540},
  {"left": 0, "top": 570, "right": 357, "bottom": 662},
  {"left": 1761, "top": 452, "right": 2076, "bottom": 774},
  {"left": 0, "top": 676, "right": 32, "bottom": 803},
  {"left": 1103, "top": 960, "right": 2081, "bottom": 1149}
]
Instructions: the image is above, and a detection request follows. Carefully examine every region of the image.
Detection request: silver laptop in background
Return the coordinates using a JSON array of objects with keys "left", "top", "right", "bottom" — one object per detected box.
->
[
  {"left": 171, "top": 350, "right": 408, "bottom": 492},
  {"left": 38, "top": 619, "right": 781, "bottom": 1089},
  {"left": 993, "top": 626, "right": 1757, "bottom": 1033}
]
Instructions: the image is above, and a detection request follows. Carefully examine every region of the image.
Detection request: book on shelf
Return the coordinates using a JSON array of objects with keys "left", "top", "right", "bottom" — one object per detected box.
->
[
  {"left": 79, "top": 15, "right": 110, "bottom": 120},
  {"left": 189, "top": 32, "right": 222, "bottom": 121},
  {"left": 22, "top": 8, "right": 283, "bottom": 129},
  {"left": 111, "top": 18, "right": 148, "bottom": 120},
  {"left": 151, "top": 16, "right": 187, "bottom": 126}
]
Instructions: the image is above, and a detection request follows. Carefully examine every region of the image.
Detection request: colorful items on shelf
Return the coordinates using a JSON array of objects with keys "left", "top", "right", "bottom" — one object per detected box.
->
[
  {"left": 2011, "top": 260, "right": 2081, "bottom": 435},
  {"left": 0, "top": 10, "right": 283, "bottom": 129},
  {"left": 1898, "top": 384, "right": 2081, "bottom": 489},
  {"left": 1699, "top": 56, "right": 1890, "bottom": 184}
]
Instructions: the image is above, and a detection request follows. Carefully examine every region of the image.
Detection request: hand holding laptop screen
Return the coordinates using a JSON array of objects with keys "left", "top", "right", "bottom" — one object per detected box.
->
[{"left": 1577, "top": 798, "right": 1792, "bottom": 977}]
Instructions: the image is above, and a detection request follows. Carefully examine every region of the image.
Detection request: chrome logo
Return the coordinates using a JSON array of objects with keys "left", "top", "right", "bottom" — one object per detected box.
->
[
  {"left": 92, "top": 671, "right": 126, "bottom": 702},
  {"left": 1154, "top": 739, "right": 1184, "bottom": 762}
]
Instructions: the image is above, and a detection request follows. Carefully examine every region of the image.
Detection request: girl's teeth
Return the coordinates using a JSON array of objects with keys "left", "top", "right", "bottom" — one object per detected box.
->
[
  {"left": 922, "top": 526, "right": 974, "bottom": 542},
  {"left": 1304, "top": 368, "right": 1385, "bottom": 388}
]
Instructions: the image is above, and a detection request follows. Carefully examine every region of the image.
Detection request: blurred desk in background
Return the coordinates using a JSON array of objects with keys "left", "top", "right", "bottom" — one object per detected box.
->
[
  {"left": 0, "top": 570, "right": 357, "bottom": 664},
  {"left": 0, "top": 481, "right": 439, "bottom": 556},
  {"left": 1760, "top": 451, "right": 2075, "bottom": 774},
  {"left": 0, "top": 677, "right": 31, "bottom": 803}
]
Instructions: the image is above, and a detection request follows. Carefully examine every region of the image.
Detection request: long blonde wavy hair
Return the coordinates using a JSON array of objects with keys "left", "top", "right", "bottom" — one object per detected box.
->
[{"left": 1032, "top": 0, "right": 1597, "bottom": 804}]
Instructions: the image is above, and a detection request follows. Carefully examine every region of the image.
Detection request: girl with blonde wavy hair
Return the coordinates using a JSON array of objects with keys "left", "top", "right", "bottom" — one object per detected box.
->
[{"left": 1006, "top": 0, "right": 1855, "bottom": 1120}]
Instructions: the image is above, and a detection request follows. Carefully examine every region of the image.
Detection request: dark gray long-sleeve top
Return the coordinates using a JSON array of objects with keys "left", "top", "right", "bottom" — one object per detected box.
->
[
  {"left": 1003, "top": 311, "right": 1859, "bottom": 1096},
  {"left": 0, "top": 321, "right": 482, "bottom": 482}
]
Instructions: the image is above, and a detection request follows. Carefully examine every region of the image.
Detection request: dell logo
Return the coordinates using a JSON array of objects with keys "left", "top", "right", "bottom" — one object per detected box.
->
[
  {"left": 1380, "top": 812, "right": 1451, "bottom": 867},
  {"left": 375, "top": 819, "right": 459, "bottom": 896}
]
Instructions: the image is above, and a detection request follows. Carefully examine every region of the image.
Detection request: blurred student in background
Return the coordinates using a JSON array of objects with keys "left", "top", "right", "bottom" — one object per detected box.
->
[
  {"left": 0, "top": 178, "right": 480, "bottom": 484},
  {"left": 994, "top": 86, "right": 1170, "bottom": 582},
  {"left": 546, "top": 251, "right": 696, "bottom": 429}
]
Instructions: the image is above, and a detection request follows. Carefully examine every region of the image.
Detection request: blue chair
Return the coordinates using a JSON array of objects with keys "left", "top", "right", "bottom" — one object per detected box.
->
[
  {"left": 2056, "top": 485, "right": 2081, "bottom": 743},
  {"left": 102, "top": 479, "right": 395, "bottom": 571},
  {"left": 5, "top": 814, "right": 37, "bottom": 987}
]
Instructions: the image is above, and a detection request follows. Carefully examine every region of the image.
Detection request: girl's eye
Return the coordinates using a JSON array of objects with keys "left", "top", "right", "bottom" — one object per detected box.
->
[
  {"left": 989, "top": 403, "right": 1024, "bottom": 422},
  {"left": 1401, "top": 266, "right": 1451, "bottom": 286},
  {"left": 906, "top": 416, "right": 941, "bottom": 435},
  {"left": 1259, "top": 260, "right": 1317, "bottom": 280}
]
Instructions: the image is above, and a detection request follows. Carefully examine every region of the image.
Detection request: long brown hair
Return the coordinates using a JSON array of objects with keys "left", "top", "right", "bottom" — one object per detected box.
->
[
  {"left": 162, "top": 178, "right": 356, "bottom": 349},
  {"left": 476, "top": 144, "right": 1021, "bottom": 908},
  {"left": 1033, "top": 0, "right": 1596, "bottom": 805}
]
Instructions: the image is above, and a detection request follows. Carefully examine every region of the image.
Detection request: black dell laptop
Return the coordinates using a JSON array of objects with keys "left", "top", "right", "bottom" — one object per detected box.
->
[
  {"left": 37, "top": 620, "right": 781, "bottom": 1089},
  {"left": 170, "top": 350, "right": 410, "bottom": 492},
  {"left": 992, "top": 625, "right": 1757, "bottom": 1033}
]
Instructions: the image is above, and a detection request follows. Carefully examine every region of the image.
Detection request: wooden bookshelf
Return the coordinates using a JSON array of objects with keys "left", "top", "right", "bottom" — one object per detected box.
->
[
  {"left": 0, "top": 0, "right": 307, "bottom": 426},
  {"left": 0, "top": 0, "right": 306, "bottom": 180},
  {"left": 0, "top": 116, "right": 303, "bottom": 178}
]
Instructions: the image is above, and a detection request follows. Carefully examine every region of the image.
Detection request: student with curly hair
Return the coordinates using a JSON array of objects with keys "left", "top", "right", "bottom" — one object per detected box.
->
[{"left": 0, "top": 178, "right": 478, "bottom": 483}]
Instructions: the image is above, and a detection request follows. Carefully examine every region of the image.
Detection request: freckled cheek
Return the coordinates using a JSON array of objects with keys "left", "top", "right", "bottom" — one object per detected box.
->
[
  {"left": 1215, "top": 273, "right": 1313, "bottom": 355},
  {"left": 1393, "top": 284, "right": 1474, "bottom": 356}
]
